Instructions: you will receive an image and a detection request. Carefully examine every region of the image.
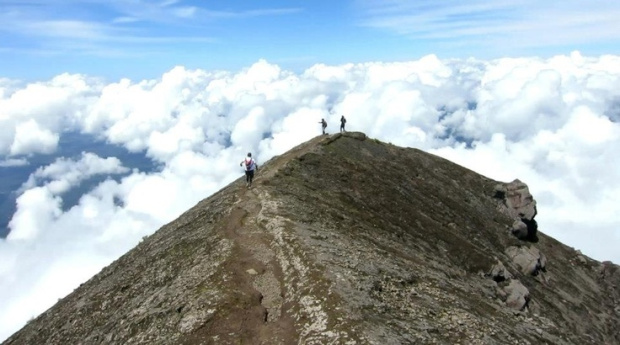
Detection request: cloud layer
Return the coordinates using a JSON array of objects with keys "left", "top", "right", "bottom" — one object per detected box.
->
[{"left": 1, "top": 54, "right": 620, "bottom": 340}]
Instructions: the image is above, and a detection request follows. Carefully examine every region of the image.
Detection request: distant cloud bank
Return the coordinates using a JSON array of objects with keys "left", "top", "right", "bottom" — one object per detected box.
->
[{"left": 1, "top": 53, "right": 620, "bottom": 341}]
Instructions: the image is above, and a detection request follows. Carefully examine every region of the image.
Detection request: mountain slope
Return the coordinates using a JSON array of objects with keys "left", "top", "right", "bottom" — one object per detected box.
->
[{"left": 4, "top": 132, "right": 619, "bottom": 345}]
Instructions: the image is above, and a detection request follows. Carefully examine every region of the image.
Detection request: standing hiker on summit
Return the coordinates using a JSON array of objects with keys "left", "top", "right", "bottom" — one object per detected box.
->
[
  {"left": 319, "top": 118, "right": 327, "bottom": 135},
  {"left": 240, "top": 152, "right": 258, "bottom": 188},
  {"left": 340, "top": 115, "right": 346, "bottom": 132}
]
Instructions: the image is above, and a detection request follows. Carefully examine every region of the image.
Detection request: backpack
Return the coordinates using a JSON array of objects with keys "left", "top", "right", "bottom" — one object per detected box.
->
[{"left": 245, "top": 158, "right": 253, "bottom": 170}]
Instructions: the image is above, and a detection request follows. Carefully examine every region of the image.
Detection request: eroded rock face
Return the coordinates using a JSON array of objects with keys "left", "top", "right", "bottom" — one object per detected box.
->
[{"left": 4, "top": 132, "right": 619, "bottom": 345}]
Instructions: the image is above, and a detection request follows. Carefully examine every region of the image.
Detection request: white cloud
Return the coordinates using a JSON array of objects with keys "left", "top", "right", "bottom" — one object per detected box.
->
[
  {"left": 0, "top": 158, "right": 28, "bottom": 167},
  {"left": 0, "top": 73, "right": 101, "bottom": 156},
  {"left": 1, "top": 54, "right": 620, "bottom": 341},
  {"left": 10, "top": 120, "right": 60, "bottom": 155},
  {"left": 112, "top": 16, "right": 139, "bottom": 24},
  {"left": 25, "top": 20, "right": 113, "bottom": 40},
  {"left": 6, "top": 186, "right": 62, "bottom": 241},
  {"left": 23, "top": 152, "right": 129, "bottom": 194},
  {"left": 172, "top": 6, "right": 197, "bottom": 18}
]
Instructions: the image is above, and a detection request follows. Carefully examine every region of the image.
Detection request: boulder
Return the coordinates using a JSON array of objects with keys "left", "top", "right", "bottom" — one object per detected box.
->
[
  {"left": 503, "top": 179, "right": 537, "bottom": 220},
  {"left": 495, "top": 179, "right": 538, "bottom": 242},
  {"left": 503, "top": 279, "right": 530, "bottom": 311},
  {"left": 343, "top": 131, "right": 367, "bottom": 141},
  {"left": 488, "top": 260, "right": 513, "bottom": 282},
  {"left": 511, "top": 220, "right": 528, "bottom": 240},
  {"left": 506, "top": 246, "right": 547, "bottom": 276}
]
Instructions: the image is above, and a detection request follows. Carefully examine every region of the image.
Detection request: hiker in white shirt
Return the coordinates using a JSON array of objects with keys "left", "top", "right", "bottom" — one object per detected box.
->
[{"left": 240, "top": 152, "right": 258, "bottom": 187}]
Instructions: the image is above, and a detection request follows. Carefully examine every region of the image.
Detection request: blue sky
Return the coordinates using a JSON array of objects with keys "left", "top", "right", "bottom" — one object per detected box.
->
[{"left": 2, "top": 0, "right": 620, "bottom": 81}]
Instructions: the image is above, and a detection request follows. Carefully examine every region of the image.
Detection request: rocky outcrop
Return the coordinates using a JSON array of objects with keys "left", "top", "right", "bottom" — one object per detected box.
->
[
  {"left": 495, "top": 179, "right": 538, "bottom": 242},
  {"left": 4, "top": 132, "right": 619, "bottom": 345},
  {"left": 491, "top": 180, "right": 549, "bottom": 318},
  {"left": 505, "top": 246, "right": 547, "bottom": 276},
  {"left": 494, "top": 179, "right": 537, "bottom": 219}
]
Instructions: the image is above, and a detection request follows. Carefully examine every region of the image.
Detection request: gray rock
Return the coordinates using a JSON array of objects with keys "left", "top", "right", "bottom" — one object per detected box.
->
[
  {"left": 503, "top": 279, "right": 530, "bottom": 311},
  {"left": 511, "top": 220, "right": 529, "bottom": 240},
  {"left": 178, "top": 309, "right": 215, "bottom": 334},
  {"left": 577, "top": 255, "right": 587, "bottom": 264},
  {"left": 506, "top": 246, "right": 547, "bottom": 276},
  {"left": 488, "top": 260, "right": 513, "bottom": 282},
  {"left": 504, "top": 179, "right": 537, "bottom": 220},
  {"left": 343, "top": 131, "right": 367, "bottom": 141},
  {"left": 496, "top": 179, "right": 539, "bottom": 242}
]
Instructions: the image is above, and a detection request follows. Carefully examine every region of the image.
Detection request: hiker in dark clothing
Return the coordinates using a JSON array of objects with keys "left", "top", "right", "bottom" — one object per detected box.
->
[
  {"left": 340, "top": 115, "right": 346, "bottom": 132},
  {"left": 240, "top": 152, "right": 258, "bottom": 187},
  {"left": 319, "top": 118, "right": 327, "bottom": 135}
]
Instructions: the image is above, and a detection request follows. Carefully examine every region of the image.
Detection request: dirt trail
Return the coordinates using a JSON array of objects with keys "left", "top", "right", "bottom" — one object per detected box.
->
[{"left": 202, "top": 182, "right": 295, "bottom": 344}]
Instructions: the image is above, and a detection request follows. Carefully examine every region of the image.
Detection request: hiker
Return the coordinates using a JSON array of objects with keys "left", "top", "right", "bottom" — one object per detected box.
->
[
  {"left": 239, "top": 152, "right": 258, "bottom": 187},
  {"left": 319, "top": 118, "right": 327, "bottom": 135},
  {"left": 340, "top": 115, "right": 346, "bottom": 132}
]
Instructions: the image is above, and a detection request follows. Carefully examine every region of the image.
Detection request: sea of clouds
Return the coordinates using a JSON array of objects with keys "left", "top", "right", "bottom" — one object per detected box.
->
[{"left": 1, "top": 52, "right": 619, "bottom": 340}]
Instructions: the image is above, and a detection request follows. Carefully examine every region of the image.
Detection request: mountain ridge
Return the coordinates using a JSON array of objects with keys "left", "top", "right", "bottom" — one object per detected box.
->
[{"left": 3, "top": 132, "right": 619, "bottom": 344}]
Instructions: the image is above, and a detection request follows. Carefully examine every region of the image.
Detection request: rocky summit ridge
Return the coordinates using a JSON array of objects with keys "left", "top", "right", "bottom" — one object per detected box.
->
[{"left": 4, "top": 132, "right": 619, "bottom": 345}]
